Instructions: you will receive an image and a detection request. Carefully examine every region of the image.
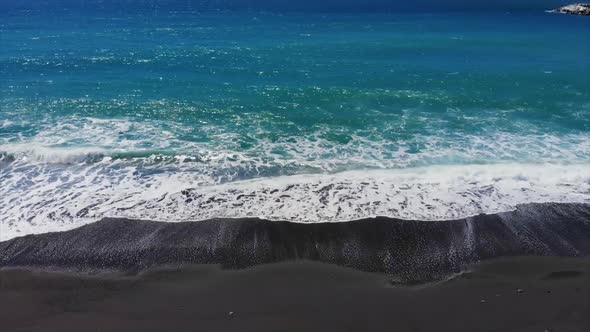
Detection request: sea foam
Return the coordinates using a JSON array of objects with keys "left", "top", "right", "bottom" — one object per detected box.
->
[
  {"left": 1, "top": 161, "right": 588, "bottom": 242},
  {"left": 1, "top": 114, "right": 589, "bottom": 241}
]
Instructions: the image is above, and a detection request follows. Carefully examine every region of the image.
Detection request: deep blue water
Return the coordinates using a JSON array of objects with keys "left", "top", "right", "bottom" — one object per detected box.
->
[{"left": 1, "top": 9, "right": 589, "bottom": 239}]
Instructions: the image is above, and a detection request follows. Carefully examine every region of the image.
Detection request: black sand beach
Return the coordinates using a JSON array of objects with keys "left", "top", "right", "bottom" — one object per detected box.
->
[
  {"left": 1, "top": 202, "right": 589, "bottom": 331},
  {"left": 1, "top": 257, "right": 589, "bottom": 332},
  {"left": 2, "top": 203, "right": 589, "bottom": 284}
]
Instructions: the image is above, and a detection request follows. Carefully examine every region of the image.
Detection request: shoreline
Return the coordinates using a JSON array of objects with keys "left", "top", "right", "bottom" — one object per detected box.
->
[
  {"left": 1, "top": 256, "right": 588, "bottom": 332},
  {"left": 2, "top": 202, "right": 589, "bottom": 284},
  {"left": 2, "top": 162, "right": 588, "bottom": 242},
  {"left": 1, "top": 203, "right": 588, "bottom": 331}
]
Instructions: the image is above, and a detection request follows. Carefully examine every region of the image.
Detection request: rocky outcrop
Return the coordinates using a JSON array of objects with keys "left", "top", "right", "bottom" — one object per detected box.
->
[{"left": 552, "top": 3, "right": 590, "bottom": 16}]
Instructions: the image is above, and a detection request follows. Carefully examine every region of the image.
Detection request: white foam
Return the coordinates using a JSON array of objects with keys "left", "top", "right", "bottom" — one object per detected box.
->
[
  {"left": 0, "top": 144, "right": 107, "bottom": 164},
  {"left": 1, "top": 115, "right": 589, "bottom": 241},
  {"left": 2, "top": 114, "right": 588, "bottom": 171},
  {"left": 1, "top": 120, "right": 14, "bottom": 128},
  {"left": 0, "top": 162, "right": 588, "bottom": 242}
]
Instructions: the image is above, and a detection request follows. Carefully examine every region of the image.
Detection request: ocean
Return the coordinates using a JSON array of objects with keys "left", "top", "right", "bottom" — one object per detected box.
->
[{"left": 1, "top": 8, "right": 589, "bottom": 240}]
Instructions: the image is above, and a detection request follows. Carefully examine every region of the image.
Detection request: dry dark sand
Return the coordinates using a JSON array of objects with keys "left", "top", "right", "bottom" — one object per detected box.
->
[{"left": 1, "top": 256, "right": 588, "bottom": 332}]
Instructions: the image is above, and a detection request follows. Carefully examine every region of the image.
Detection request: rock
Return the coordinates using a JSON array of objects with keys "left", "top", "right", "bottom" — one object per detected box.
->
[
  {"left": 517, "top": 288, "right": 525, "bottom": 294},
  {"left": 228, "top": 311, "right": 235, "bottom": 317},
  {"left": 551, "top": 3, "right": 590, "bottom": 16},
  {"left": 480, "top": 299, "right": 487, "bottom": 304}
]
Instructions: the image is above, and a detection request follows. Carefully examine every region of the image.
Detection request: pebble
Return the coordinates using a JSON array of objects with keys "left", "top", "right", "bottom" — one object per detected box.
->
[{"left": 517, "top": 288, "right": 525, "bottom": 294}]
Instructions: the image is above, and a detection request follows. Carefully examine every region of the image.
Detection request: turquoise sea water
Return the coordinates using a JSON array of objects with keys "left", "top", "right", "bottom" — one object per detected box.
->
[{"left": 1, "top": 10, "right": 589, "bottom": 239}]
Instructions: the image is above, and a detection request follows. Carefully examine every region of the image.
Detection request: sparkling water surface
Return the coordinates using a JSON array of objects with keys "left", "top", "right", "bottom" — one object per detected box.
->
[{"left": 1, "top": 10, "right": 589, "bottom": 239}]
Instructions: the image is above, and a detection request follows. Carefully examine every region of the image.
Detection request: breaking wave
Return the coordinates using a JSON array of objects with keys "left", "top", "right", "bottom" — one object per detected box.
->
[
  {"left": 1, "top": 116, "right": 589, "bottom": 241},
  {"left": 1, "top": 158, "right": 588, "bottom": 241}
]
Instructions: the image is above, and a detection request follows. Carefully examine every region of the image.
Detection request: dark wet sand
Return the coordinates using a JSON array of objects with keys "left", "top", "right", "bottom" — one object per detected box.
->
[
  {"left": 1, "top": 256, "right": 589, "bottom": 332},
  {"left": 3, "top": 203, "right": 589, "bottom": 285}
]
